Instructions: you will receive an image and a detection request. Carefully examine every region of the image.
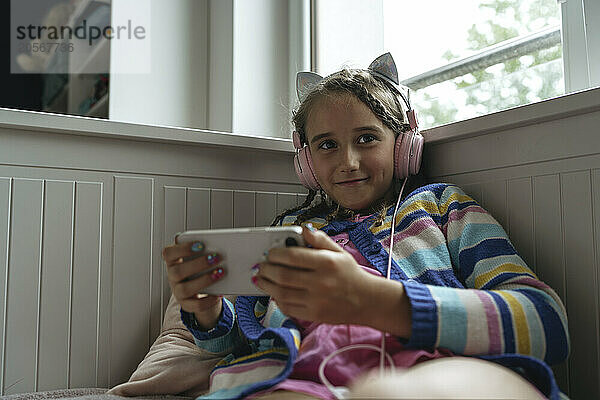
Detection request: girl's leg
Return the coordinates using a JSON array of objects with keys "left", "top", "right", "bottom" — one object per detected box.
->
[{"left": 348, "top": 356, "right": 546, "bottom": 399}]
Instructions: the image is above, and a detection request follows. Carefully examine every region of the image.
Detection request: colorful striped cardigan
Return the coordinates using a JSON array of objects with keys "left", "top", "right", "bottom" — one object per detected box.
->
[{"left": 181, "top": 183, "right": 570, "bottom": 399}]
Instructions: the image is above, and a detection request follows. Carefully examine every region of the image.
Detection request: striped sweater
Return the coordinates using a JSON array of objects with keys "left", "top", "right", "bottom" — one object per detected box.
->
[{"left": 182, "top": 183, "right": 570, "bottom": 399}]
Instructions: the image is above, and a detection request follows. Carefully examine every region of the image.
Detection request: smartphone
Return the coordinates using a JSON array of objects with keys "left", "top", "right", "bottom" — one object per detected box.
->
[{"left": 174, "top": 226, "right": 305, "bottom": 295}]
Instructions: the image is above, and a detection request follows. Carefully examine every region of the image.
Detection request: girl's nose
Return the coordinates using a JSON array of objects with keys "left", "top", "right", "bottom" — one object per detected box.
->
[{"left": 339, "top": 147, "right": 360, "bottom": 172}]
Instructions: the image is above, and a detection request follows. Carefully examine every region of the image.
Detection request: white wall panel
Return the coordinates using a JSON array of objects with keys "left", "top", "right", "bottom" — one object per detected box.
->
[
  {"left": 4, "top": 179, "right": 43, "bottom": 395},
  {"left": 234, "top": 191, "right": 255, "bottom": 228},
  {"left": 561, "top": 171, "right": 598, "bottom": 399},
  {"left": 256, "top": 192, "right": 277, "bottom": 227},
  {"left": 532, "top": 174, "right": 569, "bottom": 392},
  {"left": 507, "top": 178, "right": 535, "bottom": 272},
  {"left": 276, "top": 193, "right": 297, "bottom": 217},
  {"left": 110, "top": 177, "right": 153, "bottom": 387},
  {"left": 38, "top": 181, "right": 74, "bottom": 391},
  {"left": 163, "top": 186, "right": 186, "bottom": 323},
  {"left": 0, "top": 178, "right": 11, "bottom": 394},
  {"left": 211, "top": 190, "right": 234, "bottom": 229},
  {"left": 480, "top": 180, "right": 508, "bottom": 234},
  {"left": 70, "top": 182, "right": 102, "bottom": 388},
  {"left": 594, "top": 169, "right": 600, "bottom": 394},
  {"left": 187, "top": 188, "right": 211, "bottom": 231}
]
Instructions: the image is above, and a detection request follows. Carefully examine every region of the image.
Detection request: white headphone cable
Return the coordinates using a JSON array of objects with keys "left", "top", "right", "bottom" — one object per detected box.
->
[{"left": 318, "top": 177, "right": 408, "bottom": 399}]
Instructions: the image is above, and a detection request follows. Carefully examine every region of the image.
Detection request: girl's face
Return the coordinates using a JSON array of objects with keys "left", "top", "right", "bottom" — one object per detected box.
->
[{"left": 305, "top": 93, "right": 396, "bottom": 212}]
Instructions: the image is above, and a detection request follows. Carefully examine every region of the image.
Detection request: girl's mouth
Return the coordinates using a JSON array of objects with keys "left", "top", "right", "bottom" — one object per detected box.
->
[{"left": 336, "top": 178, "right": 369, "bottom": 186}]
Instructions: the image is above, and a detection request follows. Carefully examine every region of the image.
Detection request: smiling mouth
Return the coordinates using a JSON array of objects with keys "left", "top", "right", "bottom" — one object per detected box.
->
[{"left": 336, "top": 178, "right": 369, "bottom": 184}]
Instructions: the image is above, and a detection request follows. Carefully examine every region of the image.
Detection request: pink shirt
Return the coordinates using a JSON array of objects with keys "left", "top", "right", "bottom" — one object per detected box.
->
[{"left": 249, "top": 215, "right": 454, "bottom": 399}]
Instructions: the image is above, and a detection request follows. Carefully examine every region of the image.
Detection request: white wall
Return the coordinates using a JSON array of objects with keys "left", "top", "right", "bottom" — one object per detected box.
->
[
  {"left": 109, "top": 0, "right": 209, "bottom": 129},
  {"left": 232, "top": 0, "right": 290, "bottom": 138},
  {"left": 109, "top": 0, "right": 301, "bottom": 138}
]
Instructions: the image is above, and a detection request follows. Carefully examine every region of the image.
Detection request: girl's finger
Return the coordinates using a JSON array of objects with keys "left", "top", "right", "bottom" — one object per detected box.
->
[
  {"left": 253, "top": 275, "right": 307, "bottom": 304},
  {"left": 167, "top": 252, "right": 221, "bottom": 283},
  {"left": 174, "top": 266, "right": 226, "bottom": 299},
  {"left": 258, "top": 262, "right": 314, "bottom": 290},
  {"left": 162, "top": 241, "right": 206, "bottom": 264},
  {"left": 301, "top": 224, "right": 344, "bottom": 252},
  {"left": 266, "top": 246, "right": 345, "bottom": 273}
]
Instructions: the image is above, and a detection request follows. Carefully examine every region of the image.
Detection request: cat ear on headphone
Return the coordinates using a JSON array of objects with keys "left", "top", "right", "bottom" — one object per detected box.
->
[
  {"left": 368, "top": 52, "right": 399, "bottom": 85},
  {"left": 296, "top": 72, "right": 323, "bottom": 102}
]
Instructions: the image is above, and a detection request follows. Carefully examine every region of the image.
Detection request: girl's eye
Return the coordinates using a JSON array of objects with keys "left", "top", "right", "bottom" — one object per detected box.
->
[
  {"left": 358, "top": 134, "right": 376, "bottom": 144},
  {"left": 318, "top": 140, "right": 336, "bottom": 150},
  {"left": 317, "top": 134, "right": 377, "bottom": 150}
]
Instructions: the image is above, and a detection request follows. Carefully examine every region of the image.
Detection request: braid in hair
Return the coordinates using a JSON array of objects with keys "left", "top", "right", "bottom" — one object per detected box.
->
[{"left": 270, "top": 189, "right": 318, "bottom": 226}]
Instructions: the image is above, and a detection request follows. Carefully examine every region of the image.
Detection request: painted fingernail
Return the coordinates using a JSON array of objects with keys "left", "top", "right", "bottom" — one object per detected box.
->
[
  {"left": 211, "top": 267, "right": 225, "bottom": 281},
  {"left": 251, "top": 263, "right": 260, "bottom": 271},
  {"left": 191, "top": 242, "right": 204, "bottom": 252},
  {"left": 306, "top": 223, "right": 317, "bottom": 232},
  {"left": 206, "top": 253, "right": 220, "bottom": 266},
  {"left": 251, "top": 276, "right": 258, "bottom": 285}
]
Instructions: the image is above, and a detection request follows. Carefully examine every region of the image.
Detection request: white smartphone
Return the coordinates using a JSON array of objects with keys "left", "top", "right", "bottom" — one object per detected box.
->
[{"left": 174, "top": 226, "right": 305, "bottom": 295}]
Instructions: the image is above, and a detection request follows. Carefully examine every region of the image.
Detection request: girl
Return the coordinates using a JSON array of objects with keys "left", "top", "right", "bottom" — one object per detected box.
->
[{"left": 162, "top": 53, "right": 569, "bottom": 399}]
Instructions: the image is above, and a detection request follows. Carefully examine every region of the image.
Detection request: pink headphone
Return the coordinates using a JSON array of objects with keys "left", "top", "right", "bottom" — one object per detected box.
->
[{"left": 292, "top": 53, "right": 424, "bottom": 191}]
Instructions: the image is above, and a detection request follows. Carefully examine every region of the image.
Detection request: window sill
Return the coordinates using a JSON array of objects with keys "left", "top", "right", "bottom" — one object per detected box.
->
[
  {"left": 422, "top": 86, "right": 600, "bottom": 144},
  {"left": 0, "top": 107, "right": 296, "bottom": 153},
  {"left": 2, "top": 86, "right": 599, "bottom": 151}
]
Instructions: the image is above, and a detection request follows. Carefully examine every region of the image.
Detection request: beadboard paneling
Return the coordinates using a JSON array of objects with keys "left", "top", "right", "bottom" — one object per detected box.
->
[
  {"left": 110, "top": 177, "right": 153, "bottom": 386},
  {"left": 211, "top": 189, "right": 234, "bottom": 229},
  {"left": 163, "top": 186, "right": 187, "bottom": 323},
  {"left": 507, "top": 178, "right": 536, "bottom": 272},
  {"left": 0, "top": 128, "right": 306, "bottom": 395},
  {"left": 187, "top": 188, "right": 211, "bottom": 230},
  {"left": 480, "top": 180, "right": 508, "bottom": 233},
  {"left": 256, "top": 192, "right": 277, "bottom": 227},
  {"left": 561, "top": 171, "right": 598, "bottom": 399},
  {"left": 0, "top": 178, "right": 11, "bottom": 394},
  {"left": 234, "top": 191, "right": 256, "bottom": 228},
  {"left": 38, "top": 181, "right": 74, "bottom": 391},
  {"left": 4, "top": 179, "right": 43, "bottom": 395},
  {"left": 428, "top": 145, "right": 600, "bottom": 399},
  {"left": 70, "top": 182, "right": 102, "bottom": 388}
]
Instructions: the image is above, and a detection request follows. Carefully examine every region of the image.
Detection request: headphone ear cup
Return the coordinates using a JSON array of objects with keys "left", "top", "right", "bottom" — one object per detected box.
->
[
  {"left": 409, "top": 133, "right": 424, "bottom": 175},
  {"left": 294, "top": 147, "right": 321, "bottom": 190},
  {"left": 394, "top": 131, "right": 424, "bottom": 180}
]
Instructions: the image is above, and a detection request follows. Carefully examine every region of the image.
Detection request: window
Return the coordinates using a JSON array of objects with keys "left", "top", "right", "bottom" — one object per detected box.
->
[{"left": 314, "top": 0, "right": 598, "bottom": 130}]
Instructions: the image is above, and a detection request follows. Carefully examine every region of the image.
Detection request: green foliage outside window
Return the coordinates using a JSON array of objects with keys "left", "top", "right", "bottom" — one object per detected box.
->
[{"left": 416, "top": 0, "right": 563, "bottom": 128}]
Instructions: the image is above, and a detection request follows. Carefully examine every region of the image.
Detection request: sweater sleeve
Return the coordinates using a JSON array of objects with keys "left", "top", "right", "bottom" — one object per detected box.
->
[
  {"left": 401, "top": 184, "right": 570, "bottom": 365},
  {"left": 180, "top": 297, "right": 244, "bottom": 354}
]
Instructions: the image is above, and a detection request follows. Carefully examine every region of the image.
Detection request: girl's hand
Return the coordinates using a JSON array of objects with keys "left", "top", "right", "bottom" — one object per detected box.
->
[
  {"left": 162, "top": 241, "right": 226, "bottom": 330},
  {"left": 253, "top": 225, "right": 375, "bottom": 325}
]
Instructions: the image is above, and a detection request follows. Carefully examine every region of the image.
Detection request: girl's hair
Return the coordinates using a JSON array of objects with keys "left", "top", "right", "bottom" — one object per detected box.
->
[{"left": 270, "top": 68, "right": 427, "bottom": 227}]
